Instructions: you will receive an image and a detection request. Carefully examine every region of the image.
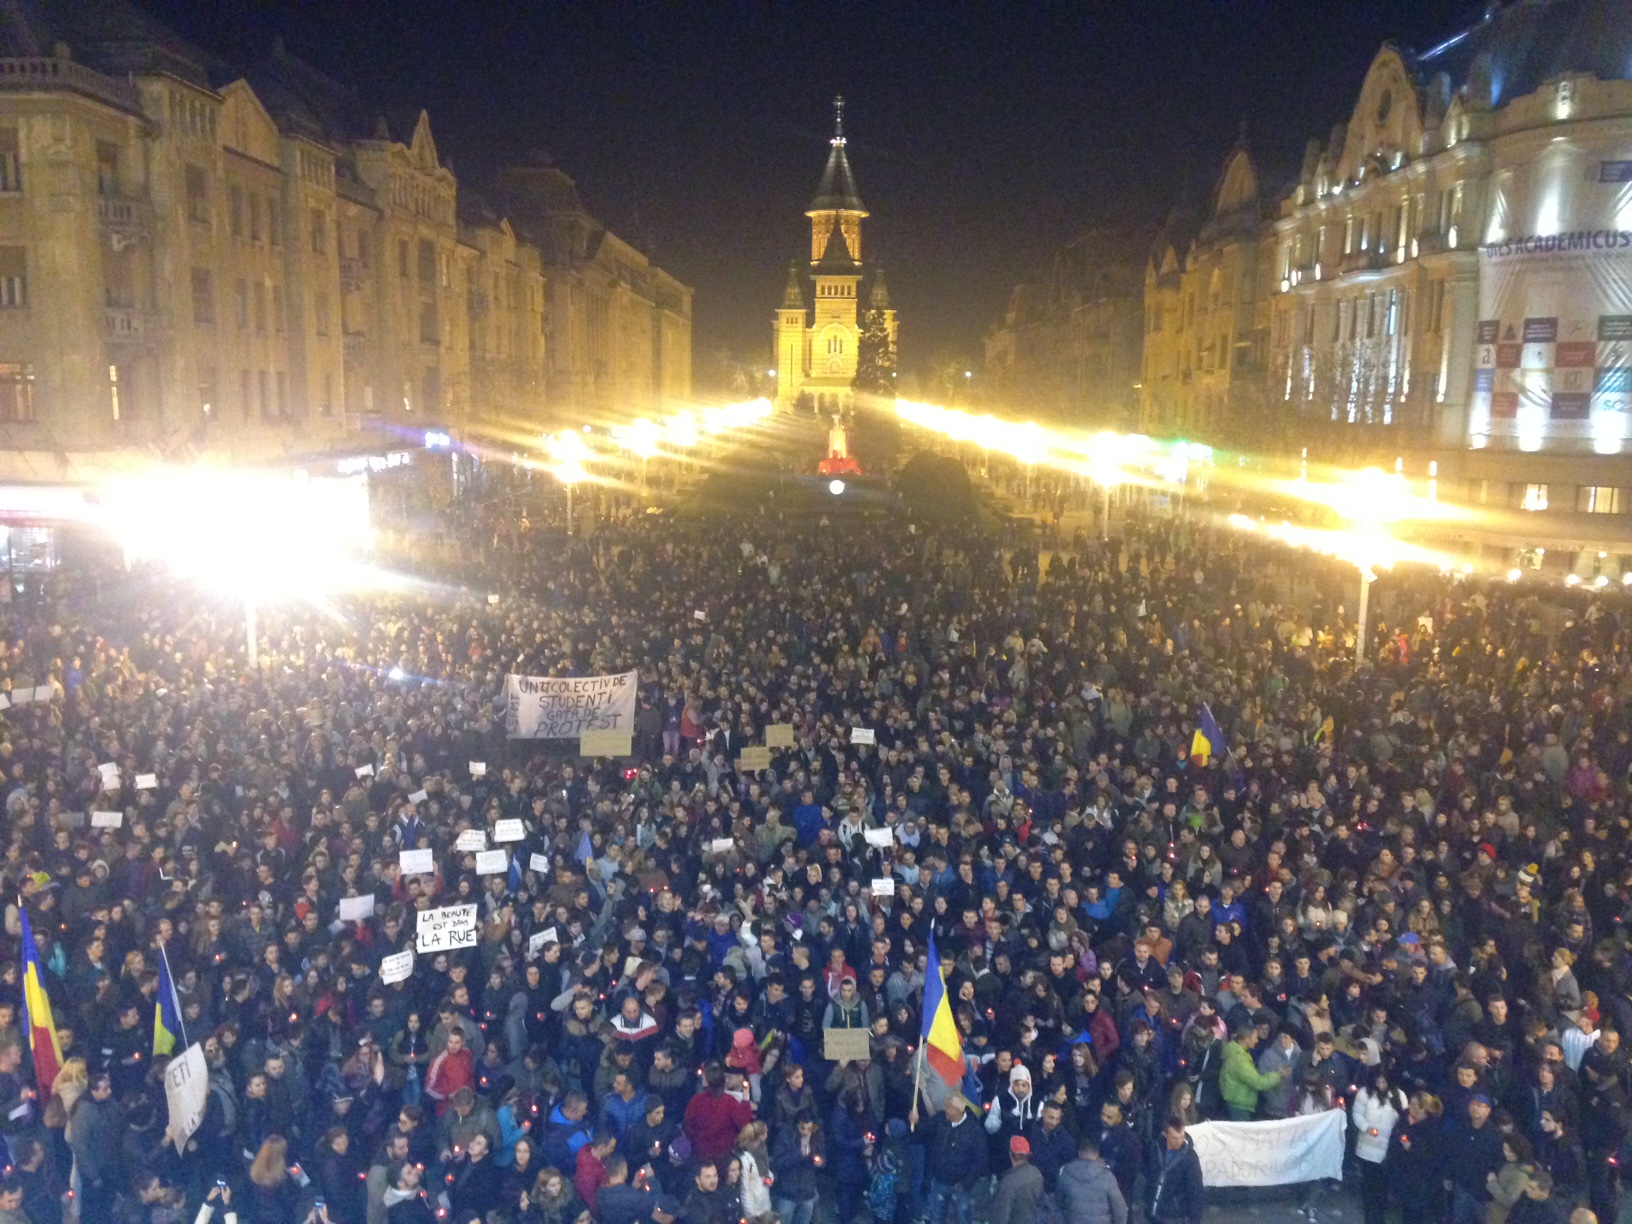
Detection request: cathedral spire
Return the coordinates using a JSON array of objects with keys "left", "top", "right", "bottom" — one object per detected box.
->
[
  {"left": 809, "top": 95, "right": 866, "bottom": 214},
  {"left": 781, "top": 261, "right": 805, "bottom": 309}
]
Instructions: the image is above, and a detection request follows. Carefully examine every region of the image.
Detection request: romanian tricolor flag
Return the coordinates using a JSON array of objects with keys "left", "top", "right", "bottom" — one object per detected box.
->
[
  {"left": 1190, "top": 704, "right": 1224, "bottom": 766},
  {"left": 920, "top": 930, "right": 963, "bottom": 1085},
  {"left": 18, "top": 909, "right": 61, "bottom": 1093},
  {"left": 154, "top": 943, "right": 182, "bottom": 1056}
]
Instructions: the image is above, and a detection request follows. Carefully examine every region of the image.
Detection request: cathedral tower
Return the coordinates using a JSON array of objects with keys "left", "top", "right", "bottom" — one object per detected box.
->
[{"left": 775, "top": 97, "right": 885, "bottom": 412}]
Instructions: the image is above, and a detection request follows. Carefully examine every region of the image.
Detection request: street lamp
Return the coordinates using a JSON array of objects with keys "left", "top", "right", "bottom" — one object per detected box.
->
[{"left": 544, "top": 431, "right": 592, "bottom": 535}]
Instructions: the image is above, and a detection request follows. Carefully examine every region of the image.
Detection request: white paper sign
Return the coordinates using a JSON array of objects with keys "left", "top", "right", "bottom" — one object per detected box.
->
[
  {"left": 416, "top": 903, "right": 479, "bottom": 953},
  {"left": 693, "top": 610, "right": 707, "bottom": 622},
  {"left": 475, "top": 849, "right": 508, "bottom": 875},
  {"left": 709, "top": 838, "right": 735, "bottom": 853},
  {"left": 101, "top": 774, "right": 120, "bottom": 791},
  {"left": 504, "top": 670, "right": 639, "bottom": 739},
  {"left": 0, "top": 693, "right": 11, "bottom": 711},
  {"left": 864, "top": 827, "right": 895, "bottom": 848},
  {"left": 850, "top": 727, "right": 876, "bottom": 745},
  {"left": 492, "top": 819, "right": 525, "bottom": 843},
  {"left": 870, "top": 877, "right": 895, "bottom": 895},
  {"left": 399, "top": 848, "right": 435, "bottom": 875},
  {"left": 380, "top": 950, "right": 414, "bottom": 985},
  {"left": 97, "top": 762, "right": 117, "bottom": 775},
  {"left": 1188, "top": 1111, "right": 1345, "bottom": 1188},
  {"left": 529, "top": 853, "right": 551, "bottom": 874},
  {"left": 338, "top": 895, "right": 376, "bottom": 922},
  {"left": 90, "top": 811, "right": 123, "bottom": 829},
  {"left": 455, "top": 829, "right": 487, "bottom": 852},
  {"left": 407, "top": 789, "right": 428, "bottom": 805},
  {"left": 528, "top": 927, "right": 558, "bottom": 954},
  {"left": 135, "top": 773, "right": 157, "bottom": 790},
  {"left": 163, "top": 1043, "right": 208, "bottom": 1155},
  {"left": 470, "top": 762, "right": 487, "bottom": 777},
  {"left": 355, "top": 764, "right": 375, "bottom": 778},
  {"left": 32, "top": 686, "right": 51, "bottom": 703}
]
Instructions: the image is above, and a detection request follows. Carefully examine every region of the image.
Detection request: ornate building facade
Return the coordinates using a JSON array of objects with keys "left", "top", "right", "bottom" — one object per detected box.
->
[
  {"left": 0, "top": 1, "right": 690, "bottom": 482},
  {"left": 774, "top": 99, "right": 896, "bottom": 412}
]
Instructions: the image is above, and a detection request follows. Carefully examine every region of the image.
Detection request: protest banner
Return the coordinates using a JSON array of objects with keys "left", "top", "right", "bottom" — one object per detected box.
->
[
  {"left": 492, "top": 819, "right": 525, "bottom": 843},
  {"left": 399, "top": 848, "right": 435, "bottom": 875},
  {"left": 765, "top": 724, "right": 795, "bottom": 748},
  {"left": 824, "top": 1028, "right": 871, "bottom": 1062},
  {"left": 416, "top": 904, "right": 479, "bottom": 953},
  {"left": 505, "top": 671, "right": 638, "bottom": 739},
  {"left": 737, "top": 747, "right": 772, "bottom": 772},
  {"left": 380, "top": 950, "right": 414, "bottom": 985},
  {"left": 1187, "top": 1110, "right": 1345, "bottom": 1188},
  {"left": 164, "top": 1043, "right": 208, "bottom": 1154}
]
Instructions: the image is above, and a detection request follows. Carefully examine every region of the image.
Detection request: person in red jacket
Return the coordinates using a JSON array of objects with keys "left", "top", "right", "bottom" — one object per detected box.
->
[
  {"left": 424, "top": 1027, "right": 474, "bottom": 1116},
  {"left": 575, "top": 1133, "right": 617, "bottom": 1214},
  {"left": 683, "top": 1062, "right": 754, "bottom": 1164}
]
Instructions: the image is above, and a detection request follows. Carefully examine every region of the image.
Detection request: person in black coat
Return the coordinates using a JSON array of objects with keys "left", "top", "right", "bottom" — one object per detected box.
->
[
  {"left": 314, "top": 1126, "right": 366, "bottom": 1223},
  {"left": 449, "top": 1132, "right": 503, "bottom": 1221},
  {"left": 1388, "top": 1093, "right": 1446, "bottom": 1224},
  {"left": 1146, "top": 1119, "right": 1205, "bottom": 1224}
]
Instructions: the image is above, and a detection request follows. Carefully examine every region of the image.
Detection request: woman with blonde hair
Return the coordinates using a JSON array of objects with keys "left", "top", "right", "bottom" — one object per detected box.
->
[
  {"left": 244, "top": 1134, "right": 299, "bottom": 1224},
  {"left": 736, "top": 1120, "right": 774, "bottom": 1222}
]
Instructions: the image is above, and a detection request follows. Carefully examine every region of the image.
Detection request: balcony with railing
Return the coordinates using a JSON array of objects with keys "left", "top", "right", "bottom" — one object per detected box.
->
[
  {"left": 97, "top": 194, "right": 152, "bottom": 243},
  {"left": 0, "top": 57, "right": 143, "bottom": 114}
]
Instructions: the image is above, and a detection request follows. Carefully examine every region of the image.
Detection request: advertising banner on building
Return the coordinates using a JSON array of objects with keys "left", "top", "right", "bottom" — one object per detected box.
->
[
  {"left": 1470, "top": 229, "right": 1632, "bottom": 452},
  {"left": 505, "top": 671, "right": 638, "bottom": 739},
  {"left": 1187, "top": 1109, "right": 1345, "bottom": 1188}
]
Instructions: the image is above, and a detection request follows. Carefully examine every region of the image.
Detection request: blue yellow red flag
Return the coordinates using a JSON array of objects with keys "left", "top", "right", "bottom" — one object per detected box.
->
[
  {"left": 919, "top": 930, "right": 963, "bottom": 1085},
  {"left": 18, "top": 908, "right": 61, "bottom": 1092},
  {"left": 1190, "top": 704, "right": 1224, "bottom": 766},
  {"left": 154, "top": 942, "right": 182, "bottom": 1056}
]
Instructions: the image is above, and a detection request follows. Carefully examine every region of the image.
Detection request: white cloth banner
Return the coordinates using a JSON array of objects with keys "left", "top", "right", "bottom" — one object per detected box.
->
[
  {"left": 164, "top": 1043, "right": 209, "bottom": 1155},
  {"left": 505, "top": 671, "right": 638, "bottom": 739},
  {"left": 1187, "top": 1110, "right": 1345, "bottom": 1188}
]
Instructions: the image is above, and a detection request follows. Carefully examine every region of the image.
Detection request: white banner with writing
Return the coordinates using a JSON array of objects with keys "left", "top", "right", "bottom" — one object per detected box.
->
[
  {"left": 1187, "top": 1109, "right": 1344, "bottom": 1188},
  {"left": 505, "top": 671, "right": 638, "bottom": 739},
  {"left": 164, "top": 1043, "right": 209, "bottom": 1155},
  {"left": 415, "top": 903, "right": 479, "bottom": 953}
]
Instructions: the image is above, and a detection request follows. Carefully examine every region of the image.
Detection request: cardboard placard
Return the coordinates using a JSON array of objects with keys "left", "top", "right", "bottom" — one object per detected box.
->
[
  {"left": 529, "top": 853, "right": 551, "bottom": 874},
  {"left": 135, "top": 773, "right": 158, "bottom": 790},
  {"left": 475, "top": 849, "right": 508, "bottom": 875},
  {"left": 823, "top": 1028, "right": 872, "bottom": 1062},
  {"left": 338, "top": 894, "right": 376, "bottom": 922},
  {"left": 492, "top": 819, "right": 525, "bottom": 843},
  {"left": 469, "top": 762, "right": 487, "bottom": 777},
  {"left": 579, "top": 728, "right": 633, "bottom": 757},
  {"left": 850, "top": 727, "right": 875, "bottom": 745},
  {"left": 765, "top": 724, "right": 795, "bottom": 748},
  {"left": 399, "top": 848, "right": 435, "bottom": 875},
  {"left": 90, "top": 811, "right": 123, "bottom": 829},
  {"left": 528, "top": 927, "right": 558, "bottom": 954},
  {"left": 864, "top": 827, "right": 895, "bottom": 848},
  {"left": 870, "top": 877, "right": 895, "bottom": 896},
  {"left": 416, "top": 903, "right": 479, "bottom": 953},
  {"left": 455, "top": 829, "right": 487, "bottom": 852},
  {"left": 737, "top": 747, "right": 772, "bottom": 772},
  {"left": 380, "top": 950, "right": 414, "bottom": 984}
]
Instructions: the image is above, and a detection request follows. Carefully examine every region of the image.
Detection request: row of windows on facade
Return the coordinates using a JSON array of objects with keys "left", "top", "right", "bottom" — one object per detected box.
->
[
  {"left": 1273, "top": 279, "right": 1453, "bottom": 351},
  {"left": 1495, "top": 483, "right": 1629, "bottom": 514},
  {"left": 1281, "top": 183, "right": 1466, "bottom": 281}
]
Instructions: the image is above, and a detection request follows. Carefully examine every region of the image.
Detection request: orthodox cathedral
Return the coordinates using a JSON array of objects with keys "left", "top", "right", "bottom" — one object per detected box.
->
[{"left": 774, "top": 99, "right": 897, "bottom": 412}]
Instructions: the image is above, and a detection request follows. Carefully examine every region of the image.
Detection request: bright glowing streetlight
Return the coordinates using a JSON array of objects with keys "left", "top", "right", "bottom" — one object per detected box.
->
[
  {"left": 544, "top": 431, "right": 592, "bottom": 535},
  {"left": 829, "top": 479, "right": 845, "bottom": 496}
]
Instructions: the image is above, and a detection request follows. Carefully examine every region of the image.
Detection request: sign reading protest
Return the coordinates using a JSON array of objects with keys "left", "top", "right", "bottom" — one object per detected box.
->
[
  {"left": 1187, "top": 1110, "right": 1345, "bottom": 1188},
  {"left": 823, "top": 1028, "right": 871, "bottom": 1062},
  {"left": 164, "top": 1043, "right": 208, "bottom": 1155},
  {"left": 416, "top": 904, "right": 479, "bottom": 953},
  {"left": 380, "top": 950, "right": 414, "bottom": 985},
  {"left": 505, "top": 671, "right": 638, "bottom": 739}
]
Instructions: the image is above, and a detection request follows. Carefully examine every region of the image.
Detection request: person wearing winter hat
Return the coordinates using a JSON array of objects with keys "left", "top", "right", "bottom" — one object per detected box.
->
[{"left": 990, "top": 1135, "right": 1044, "bottom": 1224}]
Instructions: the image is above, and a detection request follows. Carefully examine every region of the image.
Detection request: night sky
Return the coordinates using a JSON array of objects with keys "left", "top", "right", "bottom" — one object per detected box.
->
[{"left": 145, "top": 0, "right": 1478, "bottom": 384}]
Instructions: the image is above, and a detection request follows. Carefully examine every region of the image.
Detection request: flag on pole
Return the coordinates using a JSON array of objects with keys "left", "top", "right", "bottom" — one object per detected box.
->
[
  {"left": 1190, "top": 704, "right": 1224, "bottom": 766},
  {"left": 919, "top": 930, "right": 963, "bottom": 1085},
  {"left": 18, "top": 908, "right": 61, "bottom": 1092},
  {"left": 154, "top": 943, "right": 182, "bottom": 1056}
]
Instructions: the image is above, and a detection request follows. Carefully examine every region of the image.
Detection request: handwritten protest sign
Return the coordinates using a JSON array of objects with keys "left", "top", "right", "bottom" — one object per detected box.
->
[
  {"left": 1188, "top": 1111, "right": 1344, "bottom": 1188},
  {"left": 737, "top": 747, "right": 771, "bottom": 772},
  {"left": 380, "top": 950, "right": 414, "bottom": 984},
  {"left": 824, "top": 1028, "right": 871, "bottom": 1062},
  {"left": 492, "top": 819, "right": 525, "bottom": 843},
  {"left": 850, "top": 727, "right": 875, "bottom": 745},
  {"left": 399, "top": 849, "right": 435, "bottom": 875},
  {"left": 416, "top": 904, "right": 478, "bottom": 953},
  {"left": 338, "top": 895, "right": 376, "bottom": 922},
  {"left": 475, "top": 850, "right": 508, "bottom": 875},
  {"left": 765, "top": 724, "right": 795, "bottom": 748},
  {"left": 505, "top": 671, "right": 637, "bottom": 739}
]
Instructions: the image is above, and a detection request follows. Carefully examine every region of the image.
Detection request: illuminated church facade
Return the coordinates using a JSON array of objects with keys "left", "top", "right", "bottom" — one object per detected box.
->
[{"left": 774, "top": 98, "right": 897, "bottom": 412}]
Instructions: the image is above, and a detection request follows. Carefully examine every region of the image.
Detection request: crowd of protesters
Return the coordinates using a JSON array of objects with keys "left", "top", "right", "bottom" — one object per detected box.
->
[{"left": 0, "top": 471, "right": 1618, "bottom": 1224}]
